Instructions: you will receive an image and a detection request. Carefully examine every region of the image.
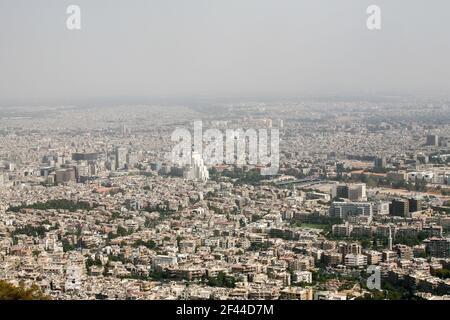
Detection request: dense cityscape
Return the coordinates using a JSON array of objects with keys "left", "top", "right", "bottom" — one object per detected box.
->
[{"left": 1, "top": 98, "right": 450, "bottom": 300}]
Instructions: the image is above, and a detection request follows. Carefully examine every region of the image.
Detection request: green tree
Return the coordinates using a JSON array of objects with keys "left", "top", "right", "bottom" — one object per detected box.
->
[{"left": 0, "top": 281, "right": 50, "bottom": 300}]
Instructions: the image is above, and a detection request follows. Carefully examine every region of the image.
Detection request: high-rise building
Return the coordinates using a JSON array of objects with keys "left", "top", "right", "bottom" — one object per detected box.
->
[
  {"left": 336, "top": 183, "right": 367, "bottom": 201},
  {"left": 424, "top": 237, "right": 450, "bottom": 258},
  {"left": 55, "top": 168, "right": 76, "bottom": 185},
  {"left": 382, "top": 250, "right": 398, "bottom": 263},
  {"left": 364, "top": 251, "right": 382, "bottom": 265},
  {"left": 374, "top": 157, "right": 387, "bottom": 168},
  {"left": 332, "top": 223, "right": 353, "bottom": 237},
  {"left": 115, "top": 147, "right": 127, "bottom": 170},
  {"left": 390, "top": 199, "right": 410, "bottom": 217},
  {"left": 183, "top": 152, "right": 209, "bottom": 182},
  {"left": 348, "top": 184, "right": 367, "bottom": 201},
  {"left": 339, "top": 242, "right": 362, "bottom": 255},
  {"left": 323, "top": 252, "right": 342, "bottom": 266},
  {"left": 106, "top": 158, "right": 116, "bottom": 171},
  {"left": 426, "top": 134, "right": 439, "bottom": 146},
  {"left": 394, "top": 244, "right": 413, "bottom": 261},
  {"left": 336, "top": 185, "right": 349, "bottom": 199},
  {"left": 329, "top": 202, "right": 373, "bottom": 220},
  {"left": 344, "top": 254, "right": 367, "bottom": 268},
  {"left": 422, "top": 225, "right": 443, "bottom": 237},
  {"left": 408, "top": 198, "right": 421, "bottom": 213},
  {"left": 374, "top": 201, "right": 390, "bottom": 215},
  {"left": 126, "top": 152, "right": 138, "bottom": 169},
  {"left": 120, "top": 123, "right": 131, "bottom": 136}
]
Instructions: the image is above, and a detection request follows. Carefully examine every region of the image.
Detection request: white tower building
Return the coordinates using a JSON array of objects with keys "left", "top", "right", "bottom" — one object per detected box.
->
[
  {"left": 184, "top": 152, "right": 209, "bottom": 182},
  {"left": 388, "top": 227, "right": 393, "bottom": 251}
]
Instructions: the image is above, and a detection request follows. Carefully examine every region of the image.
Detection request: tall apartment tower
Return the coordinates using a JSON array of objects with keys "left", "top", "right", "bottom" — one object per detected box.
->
[
  {"left": 408, "top": 198, "right": 421, "bottom": 213},
  {"left": 374, "top": 157, "right": 387, "bottom": 168},
  {"left": 115, "top": 147, "right": 127, "bottom": 170},
  {"left": 426, "top": 134, "right": 439, "bottom": 146},
  {"left": 183, "top": 152, "right": 209, "bottom": 182},
  {"left": 348, "top": 184, "right": 367, "bottom": 201},
  {"left": 336, "top": 185, "right": 349, "bottom": 199},
  {"left": 390, "top": 199, "right": 410, "bottom": 217}
]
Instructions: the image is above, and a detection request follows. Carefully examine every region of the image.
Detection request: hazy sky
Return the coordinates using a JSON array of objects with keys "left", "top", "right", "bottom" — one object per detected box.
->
[{"left": 1, "top": 0, "right": 449, "bottom": 105}]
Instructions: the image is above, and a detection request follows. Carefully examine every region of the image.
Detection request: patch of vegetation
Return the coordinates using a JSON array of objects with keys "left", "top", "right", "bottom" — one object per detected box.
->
[
  {"left": 86, "top": 257, "right": 102, "bottom": 268},
  {"left": 210, "top": 168, "right": 269, "bottom": 186},
  {"left": 107, "top": 226, "right": 133, "bottom": 239},
  {"left": 291, "top": 215, "right": 342, "bottom": 234},
  {"left": 132, "top": 239, "right": 157, "bottom": 249},
  {"left": 356, "top": 282, "right": 424, "bottom": 300},
  {"left": 433, "top": 268, "right": 450, "bottom": 279},
  {"left": 248, "top": 242, "right": 271, "bottom": 251},
  {"left": 61, "top": 238, "right": 77, "bottom": 252},
  {"left": 301, "top": 223, "right": 328, "bottom": 230},
  {"left": 204, "top": 272, "right": 236, "bottom": 288},
  {"left": 9, "top": 199, "right": 96, "bottom": 212},
  {"left": 107, "top": 254, "right": 127, "bottom": 263},
  {"left": 12, "top": 225, "right": 47, "bottom": 238},
  {"left": 0, "top": 281, "right": 50, "bottom": 300}
]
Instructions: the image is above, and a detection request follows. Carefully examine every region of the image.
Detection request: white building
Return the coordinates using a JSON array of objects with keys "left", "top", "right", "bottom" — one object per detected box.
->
[
  {"left": 65, "top": 265, "right": 82, "bottom": 291},
  {"left": 374, "top": 201, "right": 390, "bottom": 215},
  {"left": 153, "top": 255, "right": 178, "bottom": 269},
  {"left": 314, "top": 291, "right": 347, "bottom": 300},
  {"left": 408, "top": 171, "right": 434, "bottom": 183},
  {"left": 183, "top": 152, "right": 209, "bottom": 182},
  {"left": 293, "top": 271, "right": 313, "bottom": 284},
  {"left": 329, "top": 202, "right": 373, "bottom": 220},
  {"left": 344, "top": 254, "right": 368, "bottom": 268}
]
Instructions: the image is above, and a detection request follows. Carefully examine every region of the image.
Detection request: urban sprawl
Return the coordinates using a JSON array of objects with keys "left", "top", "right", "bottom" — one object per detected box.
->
[{"left": 1, "top": 99, "right": 450, "bottom": 300}]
